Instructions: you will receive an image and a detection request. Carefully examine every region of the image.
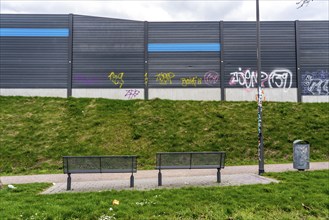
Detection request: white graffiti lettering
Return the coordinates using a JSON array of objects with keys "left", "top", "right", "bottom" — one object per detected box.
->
[
  {"left": 268, "top": 69, "right": 293, "bottom": 92},
  {"left": 229, "top": 68, "right": 293, "bottom": 91}
]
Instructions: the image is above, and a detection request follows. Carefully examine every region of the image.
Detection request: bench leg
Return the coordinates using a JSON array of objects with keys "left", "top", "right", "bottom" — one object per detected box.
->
[
  {"left": 217, "top": 168, "right": 221, "bottom": 183},
  {"left": 158, "top": 170, "right": 162, "bottom": 186},
  {"left": 67, "top": 173, "right": 71, "bottom": 190},
  {"left": 130, "top": 174, "right": 134, "bottom": 188}
]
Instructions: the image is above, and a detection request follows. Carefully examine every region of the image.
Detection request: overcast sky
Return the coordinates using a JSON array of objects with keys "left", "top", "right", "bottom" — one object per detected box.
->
[{"left": 1, "top": 0, "right": 328, "bottom": 21}]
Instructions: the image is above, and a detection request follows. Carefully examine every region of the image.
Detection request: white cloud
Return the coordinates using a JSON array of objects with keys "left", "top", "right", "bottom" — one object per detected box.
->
[{"left": 0, "top": 0, "right": 328, "bottom": 21}]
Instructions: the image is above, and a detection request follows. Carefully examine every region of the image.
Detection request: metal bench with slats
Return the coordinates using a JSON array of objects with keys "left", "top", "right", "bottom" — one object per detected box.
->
[
  {"left": 156, "top": 152, "right": 226, "bottom": 186},
  {"left": 63, "top": 155, "right": 137, "bottom": 190}
]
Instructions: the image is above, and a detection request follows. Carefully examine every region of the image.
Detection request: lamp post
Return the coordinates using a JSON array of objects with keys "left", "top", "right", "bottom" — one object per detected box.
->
[{"left": 256, "top": 0, "right": 265, "bottom": 175}]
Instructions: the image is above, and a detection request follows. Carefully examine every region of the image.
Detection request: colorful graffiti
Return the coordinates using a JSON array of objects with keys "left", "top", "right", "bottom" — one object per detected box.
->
[
  {"left": 156, "top": 72, "right": 175, "bottom": 85},
  {"left": 204, "top": 71, "right": 219, "bottom": 86},
  {"left": 181, "top": 76, "right": 202, "bottom": 87},
  {"left": 255, "top": 89, "right": 266, "bottom": 102},
  {"left": 108, "top": 72, "right": 124, "bottom": 88},
  {"left": 257, "top": 86, "right": 264, "bottom": 163},
  {"left": 229, "top": 68, "right": 293, "bottom": 91},
  {"left": 302, "top": 70, "right": 329, "bottom": 95},
  {"left": 154, "top": 71, "right": 220, "bottom": 87}
]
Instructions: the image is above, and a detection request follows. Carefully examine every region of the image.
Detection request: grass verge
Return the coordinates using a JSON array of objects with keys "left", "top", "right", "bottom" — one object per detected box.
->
[
  {"left": 0, "top": 96, "right": 328, "bottom": 174},
  {"left": 0, "top": 170, "right": 328, "bottom": 219}
]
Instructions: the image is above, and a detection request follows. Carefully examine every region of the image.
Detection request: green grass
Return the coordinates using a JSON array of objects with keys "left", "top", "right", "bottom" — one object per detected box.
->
[
  {"left": 0, "top": 96, "right": 328, "bottom": 175},
  {"left": 0, "top": 170, "right": 328, "bottom": 219}
]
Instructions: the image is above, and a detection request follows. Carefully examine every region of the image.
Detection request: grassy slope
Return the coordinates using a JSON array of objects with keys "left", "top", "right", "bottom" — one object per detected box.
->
[
  {"left": 0, "top": 96, "right": 328, "bottom": 174},
  {"left": 0, "top": 170, "right": 328, "bottom": 219}
]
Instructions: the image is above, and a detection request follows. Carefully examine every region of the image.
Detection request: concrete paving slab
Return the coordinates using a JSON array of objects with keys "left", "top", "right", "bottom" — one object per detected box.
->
[
  {"left": 41, "top": 174, "right": 279, "bottom": 194},
  {"left": 1, "top": 162, "right": 327, "bottom": 195}
]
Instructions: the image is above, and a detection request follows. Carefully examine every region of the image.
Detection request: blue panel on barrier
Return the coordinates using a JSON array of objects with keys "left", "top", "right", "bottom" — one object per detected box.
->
[
  {"left": 148, "top": 43, "right": 220, "bottom": 52},
  {"left": 0, "top": 28, "right": 69, "bottom": 37}
]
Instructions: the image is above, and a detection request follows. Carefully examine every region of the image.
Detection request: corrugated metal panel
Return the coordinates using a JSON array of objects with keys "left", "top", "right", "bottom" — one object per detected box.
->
[
  {"left": 223, "top": 21, "right": 296, "bottom": 90},
  {"left": 0, "top": 14, "right": 69, "bottom": 88},
  {"left": 72, "top": 15, "right": 144, "bottom": 88},
  {"left": 299, "top": 21, "right": 329, "bottom": 96},
  {"left": 1, "top": 14, "right": 327, "bottom": 98},
  {"left": 148, "top": 22, "right": 220, "bottom": 88}
]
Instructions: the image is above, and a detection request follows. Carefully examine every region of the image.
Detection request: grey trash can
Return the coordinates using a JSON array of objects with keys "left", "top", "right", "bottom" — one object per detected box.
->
[{"left": 293, "top": 140, "right": 310, "bottom": 171}]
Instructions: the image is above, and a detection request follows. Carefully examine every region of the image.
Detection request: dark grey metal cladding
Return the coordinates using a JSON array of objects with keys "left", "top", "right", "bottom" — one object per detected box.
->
[
  {"left": 299, "top": 21, "right": 329, "bottom": 96},
  {"left": 0, "top": 14, "right": 69, "bottom": 88},
  {"left": 148, "top": 22, "right": 220, "bottom": 88},
  {"left": 0, "top": 14, "right": 69, "bottom": 28},
  {"left": 72, "top": 15, "right": 144, "bottom": 88},
  {"left": 223, "top": 21, "right": 297, "bottom": 89}
]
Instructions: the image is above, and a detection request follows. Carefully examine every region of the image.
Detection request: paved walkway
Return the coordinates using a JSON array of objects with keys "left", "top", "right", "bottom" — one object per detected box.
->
[{"left": 1, "top": 162, "right": 327, "bottom": 194}]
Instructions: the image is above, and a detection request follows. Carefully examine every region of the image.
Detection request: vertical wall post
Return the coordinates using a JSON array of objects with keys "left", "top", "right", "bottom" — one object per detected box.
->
[
  {"left": 144, "top": 21, "right": 149, "bottom": 100},
  {"left": 67, "top": 13, "right": 73, "bottom": 98},
  {"left": 256, "top": 0, "right": 265, "bottom": 175},
  {"left": 220, "top": 21, "right": 225, "bottom": 101},
  {"left": 295, "top": 20, "right": 302, "bottom": 102}
]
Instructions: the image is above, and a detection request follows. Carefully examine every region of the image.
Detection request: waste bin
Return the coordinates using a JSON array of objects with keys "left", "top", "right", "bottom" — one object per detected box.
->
[{"left": 293, "top": 140, "right": 310, "bottom": 171}]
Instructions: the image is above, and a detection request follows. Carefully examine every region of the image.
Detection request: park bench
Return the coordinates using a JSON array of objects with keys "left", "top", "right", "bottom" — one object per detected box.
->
[
  {"left": 156, "top": 152, "right": 226, "bottom": 186},
  {"left": 63, "top": 155, "right": 137, "bottom": 190}
]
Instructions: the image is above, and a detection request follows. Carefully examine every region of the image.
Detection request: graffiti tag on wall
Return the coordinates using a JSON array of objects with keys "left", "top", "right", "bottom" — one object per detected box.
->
[
  {"left": 154, "top": 71, "right": 220, "bottom": 87},
  {"left": 108, "top": 72, "right": 124, "bottom": 88},
  {"left": 156, "top": 72, "right": 175, "bottom": 85},
  {"left": 181, "top": 76, "right": 202, "bottom": 87},
  {"left": 302, "top": 70, "right": 329, "bottom": 95},
  {"left": 229, "top": 68, "right": 293, "bottom": 91},
  {"left": 204, "top": 71, "right": 219, "bottom": 86},
  {"left": 125, "top": 89, "right": 141, "bottom": 99},
  {"left": 144, "top": 72, "right": 148, "bottom": 86}
]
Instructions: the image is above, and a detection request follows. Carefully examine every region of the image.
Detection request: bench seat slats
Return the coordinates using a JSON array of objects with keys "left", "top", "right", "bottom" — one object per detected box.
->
[
  {"left": 63, "top": 156, "right": 137, "bottom": 174},
  {"left": 64, "top": 169, "right": 136, "bottom": 173},
  {"left": 156, "top": 152, "right": 226, "bottom": 170},
  {"left": 156, "top": 165, "right": 223, "bottom": 169}
]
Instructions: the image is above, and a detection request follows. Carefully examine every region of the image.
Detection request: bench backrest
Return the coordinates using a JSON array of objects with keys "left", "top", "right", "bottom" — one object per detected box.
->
[
  {"left": 63, "top": 156, "right": 137, "bottom": 174},
  {"left": 156, "top": 152, "right": 226, "bottom": 169}
]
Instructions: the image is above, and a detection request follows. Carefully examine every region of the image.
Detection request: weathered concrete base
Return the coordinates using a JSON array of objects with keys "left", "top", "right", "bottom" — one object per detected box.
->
[
  {"left": 72, "top": 89, "right": 144, "bottom": 100},
  {"left": 149, "top": 88, "right": 221, "bottom": 101},
  {"left": 1, "top": 88, "right": 327, "bottom": 103},
  {"left": 0, "top": 89, "right": 67, "bottom": 98},
  {"left": 225, "top": 88, "right": 297, "bottom": 102},
  {"left": 302, "top": 96, "right": 329, "bottom": 103}
]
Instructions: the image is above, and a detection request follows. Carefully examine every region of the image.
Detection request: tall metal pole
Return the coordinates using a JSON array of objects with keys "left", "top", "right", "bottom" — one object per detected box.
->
[{"left": 256, "top": 0, "right": 265, "bottom": 175}]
